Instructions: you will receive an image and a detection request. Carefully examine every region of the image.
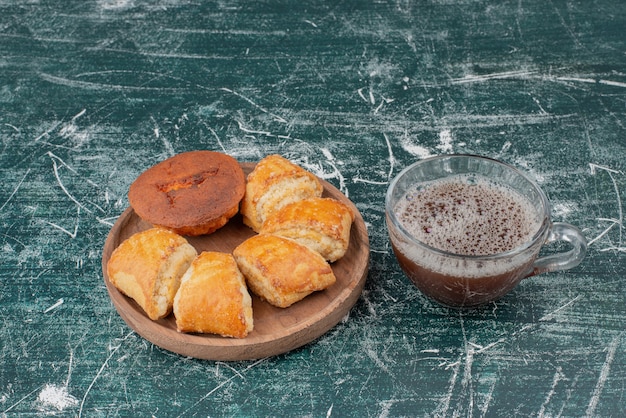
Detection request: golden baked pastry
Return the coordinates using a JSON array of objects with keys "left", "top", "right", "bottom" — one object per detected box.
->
[
  {"left": 240, "top": 154, "right": 323, "bottom": 232},
  {"left": 128, "top": 150, "right": 245, "bottom": 236},
  {"left": 233, "top": 234, "right": 336, "bottom": 308},
  {"left": 173, "top": 251, "right": 253, "bottom": 338},
  {"left": 260, "top": 197, "right": 355, "bottom": 262},
  {"left": 107, "top": 228, "right": 197, "bottom": 320}
]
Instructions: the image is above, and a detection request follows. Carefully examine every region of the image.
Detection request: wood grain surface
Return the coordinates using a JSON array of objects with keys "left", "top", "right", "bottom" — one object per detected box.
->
[
  {"left": 1, "top": 1, "right": 625, "bottom": 416},
  {"left": 101, "top": 163, "right": 370, "bottom": 361}
]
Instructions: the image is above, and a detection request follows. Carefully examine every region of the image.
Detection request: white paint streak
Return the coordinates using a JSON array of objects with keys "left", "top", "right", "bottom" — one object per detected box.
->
[
  {"left": 220, "top": 87, "right": 287, "bottom": 123},
  {"left": 589, "top": 163, "right": 624, "bottom": 251},
  {"left": 598, "top": 79, "right": 626, "bottom": 88},
  {"left": 357, "top": 87, "right": 368, "bottom": 103},
  {"left": 473, "top": 338, "right": 507, "bottom": 355},
  {"left": 307, "top": 148, "right": 348, "bottom": 197},
  {"left": 59, "top": 110, "right": 90, "bottom": 146},
  {"left": 48, "top": 152, "right": 93, "bottom": 214},
  {"left": 480, "top": 378, "right": 497, "bottom": 418},
  {"left": 587, "top": 218, "right": 620, "bottom": 247},
  {"left": 44, "top": 298, "right": 64, "bottom": 313},
  {"left": 400, "top": 129, "right": 432, "bottom": 158},
  {"left": 44, "top": 207, "right": 81, "bottom": 238},
  {"left": 353, "top": 133, "right": 396, "bottom": 185},
  {"left": 450, "top": 70, "right": 536, "bottom": 84},
  {"left": 79, "top": 332, "right": 134, "bottom": 418},
  {"left": 530, "top": 95, "right": 548, "bottom": 114},
  {"left": 589, "top": 163, "right": 622, "bottom": 175},
  {"left": 206, "top": 125, "right": 226, "bottom": 152},
  {"left": 555, "top": 76, "right": 596, "bottom": 84},
  {"left": 539, "top": 295, "right": 582, "bottom": 322},
  {"left": 374, "top": 98, "right": 385, "bottom": 113},
  {"left": 3, "top": 385, "right": 43, "bottom": 414},
  {"left": 152, "top": 117, "right": 175, "bottom": 156},
  {"left": 215, "top": 361, "right": 244, "bottom": 380},
  {"left": 165, "top": 27, "right": 287, "bottom": 36},
  {"left": 176, "top": 358, "right": 267, "bottom": 417},
  {"left": 97, "top": 216, "right": 118, "bottom": 227},
  {"left": 364, "top": 346, "right": 389, "bottom": 374},
  {"left": 37, "top": 384, "right": 78, "bottom": 412},
  {"left": 434, "top": 356, "right": 461, "bottom": 417},
  {"left": 456, "top": 348, "right": 475, "bottom": 418},
  {"left": 383, "top": 132, "right": 396, "bottom": 182},
  {"left": 378, "top": 399, "right": 396, "bottom": 418},
  {"left": 303, "top": 19, "right": 318, "bottom": 28},
  {"left": 499, "top": 141, "right": 512, "bottom": 155},
  {"left": 71, "top": 109, "right": 87, "bottom": 121},
  {"left": 3, "top": 123, "right": 19, "bottom": 132},
  {"left": 40, "top": 72, "right": 185, "bottom": 92},
  {"left": 466, "top": 297, "right": 581, "bottom": 366},
  {"left": 538, "top": 367, "right": 563, "bottom": 418},
  {"left": 34, "top": 121, "right": 63, "bottom": 142},
  {"left": 0, "top": 169, "right": 30, "bottom": 212},
  {"left": 437, "top": 129, "right": 453, "bottom": 153},
  {"left": 353, "top": 178, "right": 387, "bottom": 185},
  {"left": 98, "top": 0, "right": 134, "bottom": 11},
  {"left": 236, "top": 120, "right": 272, "bottom": 136},
  {"left": 585, "top": 334, "right": 622, "bottom": 417}
]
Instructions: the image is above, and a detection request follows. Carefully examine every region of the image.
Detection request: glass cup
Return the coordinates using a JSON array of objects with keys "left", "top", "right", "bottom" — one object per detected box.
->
[{"left": 385, "top": 154, "right": 587, "bottom": 307}]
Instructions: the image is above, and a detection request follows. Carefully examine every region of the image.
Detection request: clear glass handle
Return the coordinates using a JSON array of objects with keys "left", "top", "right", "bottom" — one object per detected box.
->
[{"left": 529, "top": 222, "right": 587, "bottom": 277}]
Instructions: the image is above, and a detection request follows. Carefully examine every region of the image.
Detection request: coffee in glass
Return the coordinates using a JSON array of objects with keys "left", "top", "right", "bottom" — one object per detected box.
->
[{"left": 385, "top": 155, "right": 587, "bottom": 307}]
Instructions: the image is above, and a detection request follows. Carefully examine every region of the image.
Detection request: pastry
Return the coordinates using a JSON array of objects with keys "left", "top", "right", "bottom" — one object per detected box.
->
[
  {"left": 106, "top": 228, "right": 197, "bottom": 320},
  {"left": 128, "top": 150, "right": 245, "bottom": 236},
  {"left": 173, "top": 251, "right": 253, "bottom": 338},
  {"left": 233, "top": 234, "right": 336, "bottom": 308},
  {"left": 240, "top": 154, "right": 323, "bottom": 232},
  {"left": 260, "top": 197, "right": 355, "bottom": 262}
]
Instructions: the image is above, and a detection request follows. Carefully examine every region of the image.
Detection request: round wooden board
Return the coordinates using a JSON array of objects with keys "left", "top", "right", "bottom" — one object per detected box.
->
[{"left": 101, "top": 162, "right": 370, "bottom": 361}]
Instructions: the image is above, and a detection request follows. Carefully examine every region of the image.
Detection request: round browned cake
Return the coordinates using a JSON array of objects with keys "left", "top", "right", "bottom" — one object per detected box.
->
[{"left": 128, "top": 151, "right": 245, "bottom": 236}]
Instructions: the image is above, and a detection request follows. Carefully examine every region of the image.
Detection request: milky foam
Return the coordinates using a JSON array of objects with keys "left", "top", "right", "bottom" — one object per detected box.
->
[{"left": 395, "top": 175, "right": 541, "bottom": 256}]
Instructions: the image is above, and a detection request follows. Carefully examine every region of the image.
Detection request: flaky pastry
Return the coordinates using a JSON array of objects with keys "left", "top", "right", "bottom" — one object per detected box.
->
[
  {"left": 107, "top": 228, "right": 197, "bottom": 320},
  {"left": 174, "top": 251, "right": 253, "bottom": 338},
  {"left": 260, "top": 197, "right": 355, "bottom": 262},
  {"left": 233, "top": 234, "right": 336, "bottom": 308},
  {"left": 240, "top": 154, "right": 323, "bottom": 232}
]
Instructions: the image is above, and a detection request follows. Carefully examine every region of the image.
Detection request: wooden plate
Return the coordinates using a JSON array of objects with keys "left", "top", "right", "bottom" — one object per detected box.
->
[{"left": 101, "top": 162, "right": 370, "bottom": 361}]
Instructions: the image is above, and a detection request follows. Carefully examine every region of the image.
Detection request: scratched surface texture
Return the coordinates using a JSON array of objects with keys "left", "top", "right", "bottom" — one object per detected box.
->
[{"left": 1, "top": 0, "right": 625, "bottom": 416}]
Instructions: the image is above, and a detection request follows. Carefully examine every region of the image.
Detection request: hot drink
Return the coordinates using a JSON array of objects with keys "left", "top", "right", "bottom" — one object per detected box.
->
[
  {"left": 385, "top": 155, "right": 586, "bottom": 307},
  {"left": 390, "top": 176, "right": 543, "bottom": 307}
]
